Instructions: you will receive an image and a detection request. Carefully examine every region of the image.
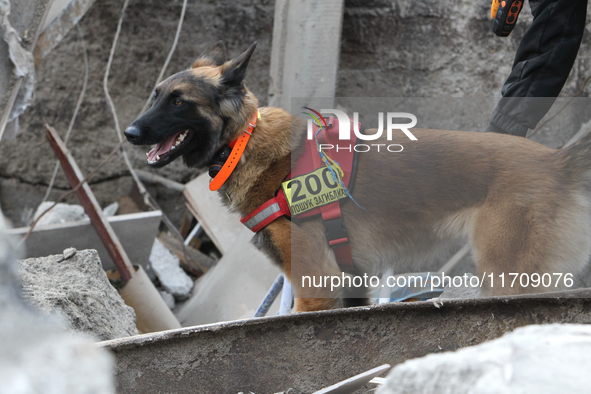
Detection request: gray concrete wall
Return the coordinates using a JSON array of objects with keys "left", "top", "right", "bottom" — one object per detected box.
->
[{"left": 1, "top": 0, "right": 590, "bottom": 228}]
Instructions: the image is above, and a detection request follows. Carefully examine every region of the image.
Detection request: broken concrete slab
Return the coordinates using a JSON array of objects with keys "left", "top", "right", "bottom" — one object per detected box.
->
[
  {"left": 34, "top": 0, "right": 97, "bottom": 65},
  {"left": 8, "top": 210, "right": 162, "bottom": 271},
  {"left": 18, "top": 248, "right": 139, "bottom": 341},
  {"left": 184, "top": 172, "right": 242, "bottom": 255},
  {"left": 149, "top": 238, "right": 193, "bottom": 300},
  {"left": 377, "top": 324, "right": 591, "bottom": 394},
  {"left": 0, "top": 0, "right": 51, "bottom": 140},
  {"left": 0, "top": 210, "right": 115, "bottom": 393},
  {"left": 176, "top": 228, "right": 281, "bottom": 326}
]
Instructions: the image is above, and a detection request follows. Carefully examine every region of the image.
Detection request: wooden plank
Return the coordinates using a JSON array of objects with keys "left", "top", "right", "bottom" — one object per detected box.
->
[
  {"left": 268, "top": 0, "right": 345, "bottom": 110},
  {"left": 7, "top": 211, "right": 162, "bottom": 271},
  {"left": 183, "top": 172, "right": 242, "bottom": 254},
  {"left": 45, "top": 126, "right": 134, "bottom": 281}
]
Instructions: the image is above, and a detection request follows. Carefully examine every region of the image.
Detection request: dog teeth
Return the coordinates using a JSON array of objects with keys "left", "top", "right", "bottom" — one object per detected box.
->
[{"left": 176, "top": 130, "right": 189, "bottom": 143}]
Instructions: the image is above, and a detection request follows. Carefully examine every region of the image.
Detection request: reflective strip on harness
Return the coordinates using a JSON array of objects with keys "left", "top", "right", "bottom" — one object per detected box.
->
[
  {"left": 240, "top": 190, "right": 291, "bottom": 233},
  {"left": 243, "top": 202, "right": 281, "bottom": 231}
]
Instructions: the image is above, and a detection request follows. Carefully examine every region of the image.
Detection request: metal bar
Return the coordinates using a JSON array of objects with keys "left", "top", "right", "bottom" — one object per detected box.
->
[
  {"left": 183, "top": 223, "right": 201, "bottom": 246},
  {"left": 45, "top": 126, "right": 133, "bottom": 282},
  {"left": 279, "top": 275, "right": 293, "bottom": 314},
  {"left": 254, "top": 274, "right": 284, "bottom": 317},
  {"left": 438, "top": 244, "right": 470, "bottom": 273}
]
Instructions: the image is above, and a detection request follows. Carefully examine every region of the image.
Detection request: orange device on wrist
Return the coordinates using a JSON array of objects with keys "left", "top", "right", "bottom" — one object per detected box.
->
[{"left": 491, "top": 0, "right": 524, "bottom": 37}]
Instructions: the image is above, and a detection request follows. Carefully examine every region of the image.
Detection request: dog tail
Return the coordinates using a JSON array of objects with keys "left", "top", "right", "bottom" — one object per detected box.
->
[{"left": 560, "top": 131, "right": 591, "bottom": 180}]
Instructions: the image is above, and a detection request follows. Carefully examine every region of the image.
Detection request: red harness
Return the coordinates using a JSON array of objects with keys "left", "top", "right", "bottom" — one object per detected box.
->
[{"left": 239, "top": 117, "right": 361, "bottom": 274}]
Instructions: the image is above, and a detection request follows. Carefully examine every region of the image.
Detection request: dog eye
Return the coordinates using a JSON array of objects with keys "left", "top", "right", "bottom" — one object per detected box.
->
[{"left": 173, "top": 99, "right": 183, "bottom": 106}]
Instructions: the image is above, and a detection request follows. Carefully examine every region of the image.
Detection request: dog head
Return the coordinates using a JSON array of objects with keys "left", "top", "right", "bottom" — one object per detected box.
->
[{"left": 124, "top": 41, "right": 258, "bottom": 168}]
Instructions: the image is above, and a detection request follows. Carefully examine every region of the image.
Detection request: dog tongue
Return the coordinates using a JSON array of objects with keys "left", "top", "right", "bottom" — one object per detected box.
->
[{"left": 148, "top": 133, "right": 177, "bottom": 161}]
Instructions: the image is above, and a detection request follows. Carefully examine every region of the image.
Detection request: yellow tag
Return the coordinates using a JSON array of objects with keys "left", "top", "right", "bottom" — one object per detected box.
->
[{"left": 282, "top": 166, "right": 348, "bottom": 216}]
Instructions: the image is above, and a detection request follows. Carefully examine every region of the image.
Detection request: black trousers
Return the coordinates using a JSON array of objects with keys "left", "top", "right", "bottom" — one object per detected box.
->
[{"left": 485, "top": 0, "right": 588, "bottom": 136}]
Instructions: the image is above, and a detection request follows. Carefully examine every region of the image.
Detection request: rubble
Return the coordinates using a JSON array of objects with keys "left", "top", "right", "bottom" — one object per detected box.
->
[
  {"left": 33, "top": 201, "right": 87, "bottom": 226},
  {"left": 377, "top": 324, "right": 591, "bottom": 394},
  {"left": 150, "top": 238, "right": 193, "bottom": 300},
  {"left": 159, "top": 290, "right": 176, "bottom": 310},
  {"left": 176, "top": 228, "right": 281, "bottom": 326},
  {"left": 102, "top": 201, "right": 119, "bottom": 217},
  {"left": 18, "top": 248, "right": 139, "bottom": 340},
  {"left": 0, "top": 210, "right": 115, "bottom": 393}
]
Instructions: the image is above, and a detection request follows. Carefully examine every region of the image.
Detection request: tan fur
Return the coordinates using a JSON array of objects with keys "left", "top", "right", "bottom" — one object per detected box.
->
[
  {"left": 158, "top": 48, "right": 591, "bottom": 312},
  {"left": 190, "top": 66, "right": 222, "bottom": 80},
  {"left": 213, "top": 105, "right": 591, "bottom": 310}
]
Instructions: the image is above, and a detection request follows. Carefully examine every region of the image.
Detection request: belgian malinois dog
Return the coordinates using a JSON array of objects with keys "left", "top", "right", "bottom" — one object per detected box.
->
[{"left": 125, "top": 41, "right": 591, "bottom": 312}]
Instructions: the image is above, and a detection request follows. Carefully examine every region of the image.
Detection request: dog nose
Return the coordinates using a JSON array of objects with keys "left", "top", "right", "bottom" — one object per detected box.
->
[{"left": 124, "top": 125, "right": 142, "bottom": 143}]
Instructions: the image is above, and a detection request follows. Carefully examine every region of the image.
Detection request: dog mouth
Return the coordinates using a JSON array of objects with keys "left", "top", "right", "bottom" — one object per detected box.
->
[{"left": 146, "top": 129, "right": 192, "bottom": 167}]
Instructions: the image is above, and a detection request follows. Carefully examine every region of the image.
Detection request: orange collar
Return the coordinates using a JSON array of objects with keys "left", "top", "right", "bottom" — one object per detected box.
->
[{"left": 209, "top": 111, "right": 259, "bottom": 191}]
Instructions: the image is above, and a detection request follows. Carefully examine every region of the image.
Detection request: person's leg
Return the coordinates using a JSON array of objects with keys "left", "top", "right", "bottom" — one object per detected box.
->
[{"left": 485, "top": 0, "right": 588, "bottom": 136}]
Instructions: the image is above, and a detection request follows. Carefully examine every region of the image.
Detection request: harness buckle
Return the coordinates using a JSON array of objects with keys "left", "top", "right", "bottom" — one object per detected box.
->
[{"left": 323, "top": 217, "right": 348, "bottom": 245}]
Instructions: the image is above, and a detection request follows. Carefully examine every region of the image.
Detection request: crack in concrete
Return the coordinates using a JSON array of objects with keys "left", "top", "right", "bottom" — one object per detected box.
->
[{"left": 0, "top": 173, "right": 132, "bottom": 190}]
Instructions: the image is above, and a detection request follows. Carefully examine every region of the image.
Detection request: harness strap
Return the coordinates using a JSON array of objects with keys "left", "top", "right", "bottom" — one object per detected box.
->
[
  {"left": 310, "top": 124, "right": 359, "bottom": 275},
  {"left": 321, "top": 202, "right": 358, "bottom": 274},
  {"left": 240, "top": 188, "right": 291, "bottom": 233},
  {"left": 240, "top": 116, "right": 360, "bottom": 275}
]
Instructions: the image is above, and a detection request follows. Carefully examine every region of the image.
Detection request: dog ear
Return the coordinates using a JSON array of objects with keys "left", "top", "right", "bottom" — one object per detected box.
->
[
  {"left": 192, "top": 41, "right": 228, "bottom": 68},
  {"left": 220, "top": 42, "right": 257, "bottom": 87}
]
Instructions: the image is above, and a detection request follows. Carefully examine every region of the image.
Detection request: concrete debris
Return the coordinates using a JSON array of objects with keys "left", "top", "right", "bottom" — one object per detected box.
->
[
  {"left": 102, "top": 201, "right": 119, "bottom": 217},
  {"left": 0, "top": 210, "right": 115, "bottom": 393},
  {"left": 62, "top": 247, "right": 77, "bottom": 260},
  {"left": 439, "top": 273, "right": 482, "bottom": 299},
  {"left": 377, "top": 324, "right": 591, "bottom": 394},
  {"left": 176, "top": 228, "right": 281, "bottom": 326},
  {"left": 18, "top": 248, "right": 139, "bottom": 341},
  {"left": 150, "top": 238, "right": 193, "bottom": 300},
  {"left": 159, "top": 290, "right": 176, "bottom": 310},
  {"left": 33, "top": 201, "right": 88, "bottom": 226},
  {"left": 0, "top": 0, "right": 37, "bottom": 135}
]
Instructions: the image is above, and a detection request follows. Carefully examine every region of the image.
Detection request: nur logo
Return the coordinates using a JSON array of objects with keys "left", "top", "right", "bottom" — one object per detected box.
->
[{"left": 302, "top": 108, "right": 418, "bottom": 141}]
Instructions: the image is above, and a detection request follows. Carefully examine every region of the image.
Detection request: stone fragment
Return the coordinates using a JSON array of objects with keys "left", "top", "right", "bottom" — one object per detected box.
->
[{"left": 18, "top": 249, "right": 139, "bottom": 340}]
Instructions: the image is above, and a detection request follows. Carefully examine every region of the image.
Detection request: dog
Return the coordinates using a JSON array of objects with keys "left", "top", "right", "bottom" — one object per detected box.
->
[{"left": 125, "top": 41, "right": 591, "bottom": 312}]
